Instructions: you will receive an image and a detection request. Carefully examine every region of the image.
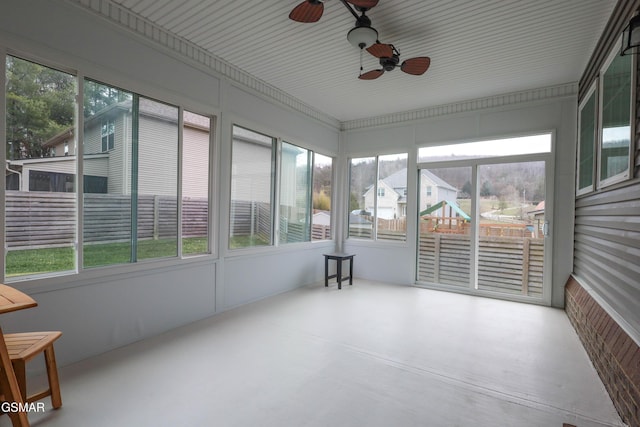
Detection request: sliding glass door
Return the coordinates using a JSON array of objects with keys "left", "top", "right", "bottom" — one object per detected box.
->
[{"left": 416, "top": 135, "right": 552, "bottom": 303}]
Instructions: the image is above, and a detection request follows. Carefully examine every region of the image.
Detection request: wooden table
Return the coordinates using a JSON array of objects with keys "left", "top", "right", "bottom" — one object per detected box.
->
[
  {"left": 0, "top": 284, "right": 38, "bottom": 427},
  {"left": 0, "top": 284, "right": 37, "bottom": 314},
  {"left": 323, "top": 253, "right": 355, "bottom": 290}
]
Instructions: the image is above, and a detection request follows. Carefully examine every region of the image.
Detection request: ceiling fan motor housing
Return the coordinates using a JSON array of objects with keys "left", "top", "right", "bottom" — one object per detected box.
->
[{"left": 381, "top": 55, "right": 400, "bottom": 71}]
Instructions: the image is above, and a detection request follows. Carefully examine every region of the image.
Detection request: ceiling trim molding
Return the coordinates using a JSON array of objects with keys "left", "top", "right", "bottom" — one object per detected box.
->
[
  {"left": 65, "top": 0, "right": 341, "bottom": 129},
  {"left": 340, "top": 83, "right": 578, "bottom": 131}
]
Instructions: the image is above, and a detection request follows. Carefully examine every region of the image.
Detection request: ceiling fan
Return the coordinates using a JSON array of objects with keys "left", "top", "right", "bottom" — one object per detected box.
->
[{"left": 288, "top": 0, "right": 431, "bottom": 80}]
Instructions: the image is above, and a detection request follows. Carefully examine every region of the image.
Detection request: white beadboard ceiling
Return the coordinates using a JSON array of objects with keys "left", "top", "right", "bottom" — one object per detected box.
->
[{"left": 87, "top": 0, "right": 616, "bottom": 122}]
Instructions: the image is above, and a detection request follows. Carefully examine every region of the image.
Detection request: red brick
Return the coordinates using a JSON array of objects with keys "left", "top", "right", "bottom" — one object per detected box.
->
[
  {"left": 607, "top": 328, "right": 624, "bottom": 351},
  {"left": 595, "top": 309, "right": 611, "bottom": 334},
  {"left": 601, "top": 319, "right": 617, "bottom": 344},
  {"left": 619, "top": 341, "right": 640, "bottom": 372},
  {"left": 613, "top": 333, "right": 630, "bottom": 356},
  {"left": 616, "top": 335, "right": 635, "bottom": 361},
  {"left": 605, "top": 322, "right": 621, "bottom": 345}
]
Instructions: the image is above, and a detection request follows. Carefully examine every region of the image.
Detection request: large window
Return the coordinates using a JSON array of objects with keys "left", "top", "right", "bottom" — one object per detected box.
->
[
  {"left": 230, "top": 126, "right": 275, "bottom": 249},
  {"left": 3, "top": 58, "right": 215, "bottom": 281},
  {"left": 229, "top": 125, "right": 333, "bottom": 249},
  {"left": 5, "top": 56, "right": 77, "bottom": 279},
  {"left": 598, "top": 45, "right": 632, "bottom": 187},
  {"left": 349, "top": 153, "right": 408, "bottom": 241}
]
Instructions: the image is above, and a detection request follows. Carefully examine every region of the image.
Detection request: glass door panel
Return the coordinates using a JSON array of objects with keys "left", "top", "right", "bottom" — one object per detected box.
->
[
  {"left": 476, "top": 161, "right": 546, "bottom": 297},
  {"left": 417, "top": 167, "right": 472, "bottom": 288}
]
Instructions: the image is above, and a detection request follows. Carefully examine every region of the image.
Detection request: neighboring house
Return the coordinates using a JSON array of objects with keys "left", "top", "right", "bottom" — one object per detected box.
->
[
  {"left": 231, "top": 129, "right": 302, "bottom": 210},
  {"left": 362, "top": 168, "right": 458, "bottom": 219},
  {"left": 6, "top": 101, "right": 210, "bottom": 198},
  {"left": 312, "top": 210, "right": 331, "bottom": 226},
  {"left": 528, "top": 200, "right": 545, "bottom": 237}
]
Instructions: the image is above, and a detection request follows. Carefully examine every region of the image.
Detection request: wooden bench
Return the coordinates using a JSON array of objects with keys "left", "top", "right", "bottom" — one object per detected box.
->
[{"left": 4, "top": 331, "right": 62, "bottom": 409}]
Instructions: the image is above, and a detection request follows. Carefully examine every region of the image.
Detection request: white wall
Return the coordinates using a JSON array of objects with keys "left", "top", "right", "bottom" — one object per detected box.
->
[
  {"left": 342, "top": 98, "right": 577, "bottom": 308},
  {"left": 0, "top": 0, "right": 339, "bottom": 368}
]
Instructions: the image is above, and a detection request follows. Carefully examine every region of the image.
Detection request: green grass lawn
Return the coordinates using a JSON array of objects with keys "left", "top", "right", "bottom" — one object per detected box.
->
[
  {"left": 228, "top": 234, "right": 270, "bottom": 249},
  {"left": 457, "top": 198, "right": 522, "bottom": 216},
  {"left": 6, "top": 237, "right": 208, "bottom": 277},
  {"left": 5, "top": 246, "right": 75, "bottom": 277}
]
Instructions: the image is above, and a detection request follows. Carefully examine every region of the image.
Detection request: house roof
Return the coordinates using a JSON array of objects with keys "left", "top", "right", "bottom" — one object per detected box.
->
[
  {"left": 420, "top": 200, "right": 471, "bottom": 221},
  {"left": 420, "top": 170, "right": 458, "bottom": 192},
  {"left": 42, "top": 128, "right": 74, "bottom": 148}
]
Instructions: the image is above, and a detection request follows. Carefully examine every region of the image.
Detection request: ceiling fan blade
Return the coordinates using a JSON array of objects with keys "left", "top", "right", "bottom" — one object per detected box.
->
[
  {"left": 366, "top": 43, "right": 393, "bottom": 58},
  {"left": 289, "top": 0, "right": 324, "bottom": 23},
  {"left": 359, "top": 69, "right": 384, "bottom": 80},
  {"left": 346, "top": 0, "right": 379, "bottom": 8},
  {"left": 400, "top": 57, "right": 431, "bottom": 75}
]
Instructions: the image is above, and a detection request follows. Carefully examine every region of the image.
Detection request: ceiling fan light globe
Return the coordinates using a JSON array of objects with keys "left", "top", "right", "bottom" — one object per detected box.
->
[{"left": 347, "top": 26, "right": 378, "bottom": 49}]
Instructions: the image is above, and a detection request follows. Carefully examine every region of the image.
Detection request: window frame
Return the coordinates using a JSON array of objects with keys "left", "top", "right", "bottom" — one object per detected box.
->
[
  {"left": 278, "top": 140, "right": 313, "bottom": 245},
  {"left": 229, "top": 123, "right": 334, "bottom": 251},
  {"left": 576, "top": 80, "right": 598, "bottom": 196},
  {"left": 2, "top": 52, "right": 218, "bottom": 283},
  {"left": 597, "top": 38, "right": 635, "bottom": 189},
  {"left": 4, "top": 54, "right": 78, "bottom": 281},
  {"left": 348, "top": 152, "right": 408, "bottom": 242},
  {"left": 311, "top": 151, "right": 334, "bottom": 242},
  {"left": 101, "top": 119, "right": 115, "bottom": 152},
  {"left": 229, "top": 124, "right": 277, "bottom": 250}
]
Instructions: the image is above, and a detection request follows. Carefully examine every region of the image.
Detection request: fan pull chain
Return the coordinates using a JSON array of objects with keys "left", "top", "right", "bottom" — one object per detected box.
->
[{"left": 359, "top": 48, "right": 364, "bottom": 76}]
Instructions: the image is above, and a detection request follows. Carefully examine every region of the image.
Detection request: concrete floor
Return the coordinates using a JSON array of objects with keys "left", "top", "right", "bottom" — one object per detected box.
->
[{"left": 18, "top": 281, "right": 624, "bottom": 427}]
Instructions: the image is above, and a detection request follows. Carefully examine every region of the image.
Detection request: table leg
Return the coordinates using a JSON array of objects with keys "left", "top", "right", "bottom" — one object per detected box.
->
[
  {"left": 349, "top": 256, "right": 353, "bottom": 285},
  {"left": 324, "top": 256, "right": 328, "bottom": 287},
  {"left": 337, "top": 259, "right": 342, "bottom": 290}
]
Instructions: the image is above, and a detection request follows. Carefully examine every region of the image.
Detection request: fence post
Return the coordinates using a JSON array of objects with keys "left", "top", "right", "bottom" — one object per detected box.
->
[
  {"left": 153, "top": 195, "right": 160, "bottom": 240},
  {"left": 249, "top": 200, "right": 257, "bottom": 237},
  {"left": 434, "top": 234, "right": 441, "bottom": 282},
  {"left": 522, "top": 237, "right": 530, "bottom": 295}
]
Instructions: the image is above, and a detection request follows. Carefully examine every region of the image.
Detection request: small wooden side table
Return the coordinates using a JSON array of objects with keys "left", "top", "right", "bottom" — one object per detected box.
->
[{"left": 323, "top": 253, "right": 355, "bottom": 290}]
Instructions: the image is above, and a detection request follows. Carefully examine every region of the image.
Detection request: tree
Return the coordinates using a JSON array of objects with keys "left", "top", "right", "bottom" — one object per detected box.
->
[
  {"left": 83, "top": 79, "right": 131, "bottom": 118},
  {"left": 5, "top": 56, "right": 75, "bottom": 159},
  {"left": 461, "top": 180, "right": 472, "bottom": 197},
  {"left": 313, "top": 190, "right": 331, "bottom": 211},
  {"left": 480, "top": 181, "right": 493, "bottom": 197}
]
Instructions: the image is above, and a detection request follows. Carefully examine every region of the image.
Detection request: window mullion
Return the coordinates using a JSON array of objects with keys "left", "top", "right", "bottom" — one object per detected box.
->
[
  {"left": 373, "top": 156, "right": 379, "bottom": 240},
  {"left": 0, "top": 48, "right": 6, "bottom": 282},
  {"left": 76, "top": 74, "right": 85, "bottom": 272},
  {"left": 273, "top": 139, "right": 281, "bottom": 246},
  {"left": 130, "top": 94, "right": 139, "bottom": 263},
  {"left": 177, "top": 107, "right": 184, "bottom": 258}
]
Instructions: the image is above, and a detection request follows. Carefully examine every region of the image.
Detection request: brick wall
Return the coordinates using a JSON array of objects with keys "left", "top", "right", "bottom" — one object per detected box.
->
[{"left": 565, "top": 276, "right": 640, "bottom": 427}]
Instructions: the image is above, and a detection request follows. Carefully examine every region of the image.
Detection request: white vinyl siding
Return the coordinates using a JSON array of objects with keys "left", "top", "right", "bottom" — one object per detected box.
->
[
  {"left": 137, "top": 114, "right": 178, "bottom": 197},
  {"left": 182, "top": 125, "right": 210, "bottom": 199}
]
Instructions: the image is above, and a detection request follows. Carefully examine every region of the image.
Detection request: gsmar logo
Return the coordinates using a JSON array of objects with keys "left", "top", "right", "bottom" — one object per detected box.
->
[{"left": 1, "top": 401, "right": 46, "bottom": 413}]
